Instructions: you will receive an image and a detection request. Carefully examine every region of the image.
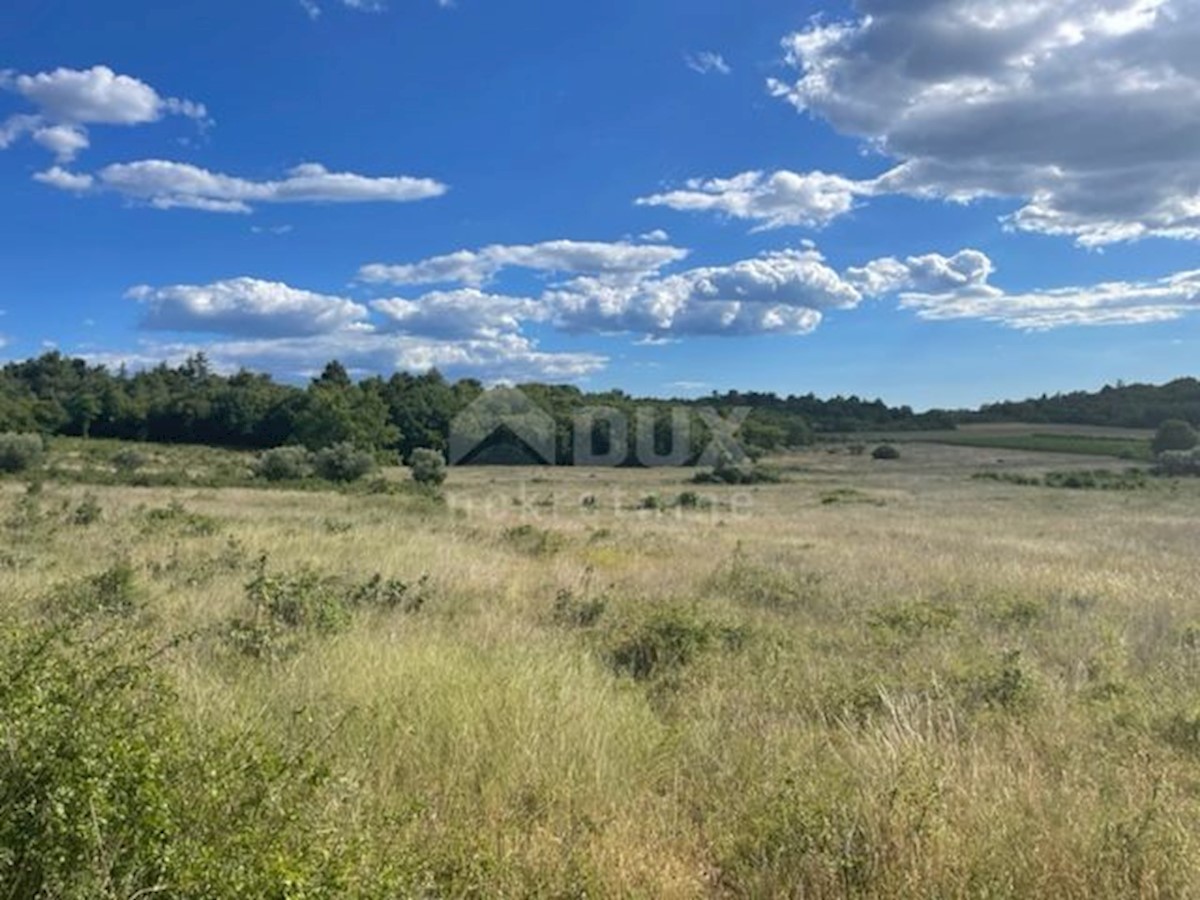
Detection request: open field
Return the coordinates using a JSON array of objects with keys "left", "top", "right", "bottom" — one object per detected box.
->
[
  {"left": 4, "top": 440, "right": 1200, "bottom": 897},
  {"left": 835, "top": 423, "right": 1156, "bottom": 461}
]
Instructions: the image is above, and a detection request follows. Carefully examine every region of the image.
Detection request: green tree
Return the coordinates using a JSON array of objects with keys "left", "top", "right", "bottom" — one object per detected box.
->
[{"left": 1153, "top": 419, "right": 1198, "bottom": 455}]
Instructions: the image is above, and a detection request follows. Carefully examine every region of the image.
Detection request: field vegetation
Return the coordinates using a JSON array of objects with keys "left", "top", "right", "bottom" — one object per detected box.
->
[{"left": 2, "top": 437, "right": 1200, "bottom": 897}]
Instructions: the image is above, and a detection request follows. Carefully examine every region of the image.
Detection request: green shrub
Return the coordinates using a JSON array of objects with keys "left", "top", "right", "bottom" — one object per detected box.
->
[
  {"left": 71, "top": 492, "right": 103, "bottom": 526},
  {"left": 312, "top": 442, "right": 376, "bottom": 483},
  {"left": 0, "top": 432, "right": 45, "bottom": 474},
  {"left": 409, "top": 447, "right": 447, "bottom": 486},
  {"left": 1152, "top": 419, "right": 1198, "bottom": 455},
  {"left": 0, "top": 615, "right": 179, "bottom": 898},
  {"left": 551, "top": 588, "right": 606, "bottom": 628},
  {"left": 692, "top": 455, "right": 783, "bottom": 485},
  {"left": 141, "top": 501, "right": 221, "bottom": 537},
  {"left": 253, "top": 445, "right": 312, "bottom": 481},
  {"left": 867, "top": 599, "right": 958, "bottom": 640},
  {"left": 111, "top": 447, "right": 149, "bottom": 474},
  {"left": 228, "top": 558, "right": 429, "bottom": 659},
  {"left": 502, "top": 524, "right": 568, "bottom": 556},
  {"left": 1156, "top": 449, "right": 1200, "bottom": 477},
  {"left": 872, "top": 443, "right": 901, "bottom": 460},
  {"left": 676, "top": 490, "right": 711, "bottom": 510},
  {"left": 607, "top": 607, "right": 746, "bottom": 682},
  {"left": 0, "top": 611, "right": 367, "bottom": 898}
]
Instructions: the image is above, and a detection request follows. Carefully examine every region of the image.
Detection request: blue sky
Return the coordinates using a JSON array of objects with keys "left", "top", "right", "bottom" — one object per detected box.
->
[{"left": 1, "top": 0, "right": 1198, "bottom": 409}]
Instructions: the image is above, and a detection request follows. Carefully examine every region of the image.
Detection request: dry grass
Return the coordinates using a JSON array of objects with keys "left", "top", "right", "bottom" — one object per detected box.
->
[{"left": 3, "top": 441, "right": 1200, "bottom": 896}]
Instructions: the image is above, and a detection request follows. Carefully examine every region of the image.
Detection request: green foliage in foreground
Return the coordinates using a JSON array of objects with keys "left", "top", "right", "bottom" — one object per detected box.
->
[{"left": 0, "top": 611, "right": 373, "bottom": 899}]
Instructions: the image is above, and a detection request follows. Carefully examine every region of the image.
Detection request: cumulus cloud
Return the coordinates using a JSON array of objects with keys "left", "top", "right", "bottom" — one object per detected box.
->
[
  {"left": 97, "top": 332, "right": 605, "bottom": 384},
  {"left": 897, "top": 262, "right": 1200, "bottom": 330},
  {"left": 31, "top": 124, "right": 89, "bottom": 162},
  {"left": 33, "top": 166, "right": 94, "bottom": 192},
  {"left": 546, "top": 248, "right": 861, "bottom": 337},
  {"left": 122, "top": 277, "right": 601, "bottom": 382},
  {"left": 847, "top": 250, "right": 996, "bottom": 297},
  {"left": 37, "top": 160, "right": 447, "bottom": 212},
  {"left": 685, "top": 52, "right": 732, "bottom": 75},
  {"left": 131, "top": 277, "right": 370, "bottom": 337},
  {"left": 637, "top": 170, "right": 874, "bottom": 230},
  {"left": 0, "top": 65, "right": 207, "bottom": 161},
  {"left": 372, "top": 289, "right": 547, "bottom": 339},
  {"left": 841, "top": 248, "right": 1200, "bottom": 329},
  {"left": 758, "top": 0, "right": 1200, "bottom": 245},
  {"left": 358, "top": 240, "right": 689, "bottom": 286}
]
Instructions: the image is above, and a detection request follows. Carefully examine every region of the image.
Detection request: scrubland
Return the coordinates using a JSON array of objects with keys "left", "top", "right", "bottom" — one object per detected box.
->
[{"left": 3, "top": 439, "right": 1200, "bottom": 898}]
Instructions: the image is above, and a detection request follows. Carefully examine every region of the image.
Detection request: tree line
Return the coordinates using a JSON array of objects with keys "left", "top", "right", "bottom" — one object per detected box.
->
[
  {"left": 971, "top": 378, "right": 1200, "bottom": 429},
  {"left": 0, "top": 352, "right": 957, "bottom": 460}
]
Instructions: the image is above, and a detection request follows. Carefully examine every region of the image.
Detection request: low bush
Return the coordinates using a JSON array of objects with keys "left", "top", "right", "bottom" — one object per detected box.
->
[
  {"left": 408, "top": 447, "right": 447, "bottom": 486},
  {"left": 872, "top": 443, "right": 901, "bottom": 460},
  {"left": 502, "top": 524, "right": 568, "bottom": 556},
  {"left": 111, "top": 447, "right": 149, "bottom": 474},
  {"left": 0, "top": 432, "right": 45, "bottom": 474},
  {"left": 312, "top": 442, "right": 376, "bottom": 483},
  {"left": 606, "top": 607, "right": 747, "bottom": 682},
  {"left": 1156, "top": 449, "right": 1200, "bottom": 477},
  {"left": 692, "top": 455, "right": 783, "bottom": 485},
  {"left": 227, "top": 557, "right": 430, "bottom": 660},
  {"left": 551, "top": 588, "right": 607, "bottom": 628},
  {"left": 253, "top": 445, "right": 312, "bottom": 481},
  {"left": 1152, "top": 419, "right": 1198, "bottom": 455}
]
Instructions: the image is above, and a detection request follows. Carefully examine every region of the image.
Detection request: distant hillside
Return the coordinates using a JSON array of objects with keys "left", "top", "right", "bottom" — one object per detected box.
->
[{"left": 968, "top": 378, "right": 1200, "bottom": 430}]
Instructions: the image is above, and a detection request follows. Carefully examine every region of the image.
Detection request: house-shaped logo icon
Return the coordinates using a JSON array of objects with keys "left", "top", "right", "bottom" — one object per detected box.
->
[{"left": 449, "top": 387, "right": 558, "bottom": 466}]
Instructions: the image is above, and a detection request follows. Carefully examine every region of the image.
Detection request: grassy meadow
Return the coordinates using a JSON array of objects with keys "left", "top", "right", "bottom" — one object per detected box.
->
[{"left": 4, "top": 437, "right": 1200, "bottom": 897}]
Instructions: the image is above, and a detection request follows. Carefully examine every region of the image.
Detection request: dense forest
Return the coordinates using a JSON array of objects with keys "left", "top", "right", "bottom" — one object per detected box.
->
[
  {"left": 0, "top": 352, "right": 954, "bottom": 461},
  {"left": 971, "top": 378, "right": 1200, "bottom": 430},
  {"left": 0, "top": 353, "right": 1196, "bottom": 460}
]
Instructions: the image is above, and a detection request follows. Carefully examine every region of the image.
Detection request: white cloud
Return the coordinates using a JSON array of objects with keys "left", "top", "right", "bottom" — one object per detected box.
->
[
  {"left": 33, "top": 166, "right": 95, "bottom": 192},
  {"left": 121, "top": 276, "right": 601, "bottom": 382},
  {"left": 372, "top": 289, "right": 547, "bottom": 339},
  {"left": 37, "top": 160, "right": 447, "bottom": 212},
  {"left": 846, "top": 249, "right": 1200, "bottom": 329},
  {"left": 847, "top": 250, "right": 996, "bottom": 297},
  {"left": 759, "top": 0, "right": 1200, "bottom": 245},
  {"left": 638, "top": 229, "right": 670, "bottom": 242},
  {"left": 95, "top": 332, "right": 605, "bottom": 384},
  {"left": 32, "top": 124, "right": 89, "bottom": 162},
  {"left": 358, "top": 239, "right": 689, "bottom": 286},
  {"left": 0, "top": 65, "right": 207, "bottom": 162},
  {"left": 685, "top": 51, "right": 732, "bottom": 76},
  {"left": 1, "top": 65, "right": 206, "bottom": 126},
  {"left": 130, "top": 277, "right": 370, "bottom": 337},
  {"left": 0, "top": 114, "right": 39, "bottom": 149},
  {"left": 637, "top": 169, "right": 874, "bottom": 230},
  {"left": 547, "top": 248, "right": 860, "bottom": 337}
]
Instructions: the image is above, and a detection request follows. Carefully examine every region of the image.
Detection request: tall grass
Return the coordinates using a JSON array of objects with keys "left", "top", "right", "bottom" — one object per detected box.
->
[{"left": 2, "top": 439, "right": 1199, "bottom": 896}]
